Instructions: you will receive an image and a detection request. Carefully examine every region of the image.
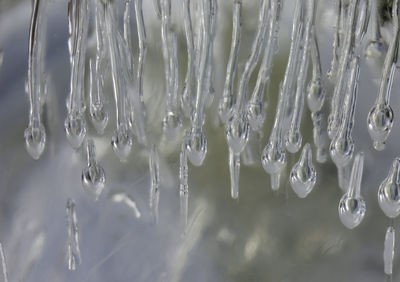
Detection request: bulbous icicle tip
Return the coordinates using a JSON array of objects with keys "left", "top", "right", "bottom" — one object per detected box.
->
[
  {"left": 261, "top": 142, "right": 286, "bottom": 191},
  {"left": 162, "top": 111, "right": 182, "bottom": 140},
  {"left": 185, "top": 128, "right": 207, "bottom": 167},
  {"left": 24, "top": 120, "right": 46, "bottom": 160},
  {"left": 64, "top": 112, "right": 87, "bottom": 149},
  {"left": 226, "top": 113, "right": 250, "bottom": 154},
  {"left": 111, "top": 125, "right": 133, "bottom": 162},
  {"left": 90, "top": 103, "right": 109, "bottom": 134},
  {"left": 81, "top": 140, "right": 105, "bottom": 201},
  {"left": 338, "top": 152, "right": 366, "bottom": 229},
  {"left": 367, "top": 104, "right": 394, "bottom": 151},
  {"left": 290, "top": 143, "right": 317, "bottom": 198},
  {"left": 378, "top": 158, "right": 400, "bottom": 218},
  {"left": 246, "top": 101, "right": 265, "bottom": 131}
]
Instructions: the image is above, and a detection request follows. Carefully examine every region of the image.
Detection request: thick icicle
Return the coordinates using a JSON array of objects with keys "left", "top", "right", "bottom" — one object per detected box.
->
[
  {"left": 367, "top": 0, "right": 399, "bottom": 151},
  {"left": 25, "top": 0, "right": 48, "bottom": 160},
  {"left": 65, "top": 0, "right": 89, "bottom": 149}
]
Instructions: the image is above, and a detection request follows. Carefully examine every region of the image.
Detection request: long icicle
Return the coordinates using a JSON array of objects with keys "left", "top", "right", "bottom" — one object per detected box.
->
[
  {"left": 219, "top": 0, "right": 242, "bottom": 124},
  {"left": 367, "top": 0, "right": 399, "bottom": 151},
  {"left": 25, "top": 0, "right": 47, "bottom": 160}
]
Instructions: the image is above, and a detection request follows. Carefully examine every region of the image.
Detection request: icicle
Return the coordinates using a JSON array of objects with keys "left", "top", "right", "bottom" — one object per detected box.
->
[
  {"left": 161, "top": 0, "right": 182, "bottom": 139},
  {"left": 153, "top": 0, "right": 162, "bottom": 19},
  {"left": 181, "top": 0, "right": 195, "bottom": 118},
  {"left": 229, "top": 149, "right": 240, "bottom": 199},
  {"left": 81, "top": 139, "right": 105, "bottom": 201},
  {"left": 262, "top": 0, "right": 303, "bottom": 190},
  {"left": 0, "top": 49, "right": 3, "bottom": 70},
  {"left": 327, "top": 0, "right": 359, "bottom": 139},
  {"left": 247, "top": 0, "right": 281, "bottom": 131},
  {"left": 179, "top": 146, "right": 189, "bottom": 230},
  {"left": 378, "top": 158, "right": 400, "bottom": 218},
  {"left": 66, "top": 199, "right": 81, "bottom": 271},
  {"left": 111, "top": 193, "right": 141, "bottom": 219},
  {"left": 149, "top": 145, "right": 160, "bottom": 224},
  {"left": 327, "top": 0, "right": 342, "bottom": 79},
  {"left": 365, "top": 0, "right": 386, "bottom": 59},
  {"left": 65, "top": 0, "right": 89, "bottom": 149},
  {"left": 219, "top": 0, "right": 242, "bottom": 124},
  {"left": 186, "top": 0, "right": 212, "bottom": 167},
  {"left": 286, "top": 0, "right": 315, "bottom": 153},
  {"left": 330, "top": 56, "right": 359, "bottom": 168},
  {"left": 89, "top": 59, "right": 108, "bottom": 134},
  {"left": 134, "top": 0, "right": 147, "bottom": 102},
  {"left": 204, "top": 0, "right": 217, "bottom": 109},
  {"left": 290, "top": 143, "right": 316, "bottom": 198},
  {"left": 307, "top": 34, "right": 325, "bottom": 113},
  {"left": 24, "top": 0, "right": 47, "bottom": 160},
  {"left": 0, "top": 243, "right": 8, "bottom": 282},
  {"left": 367, "top": 0, "right": 399, "bottom": 151},
  {"left": 105, "top": 2, "right": 133, "bottom": 162},
  {"left": 311, "top": 111, "right": 328, "bottom": 163},
  {"left": 338, "top": 152, "right": 366, "bottom": 229},
  {"left": 384, "top": 225, "right": 395, "bottom": 276}
]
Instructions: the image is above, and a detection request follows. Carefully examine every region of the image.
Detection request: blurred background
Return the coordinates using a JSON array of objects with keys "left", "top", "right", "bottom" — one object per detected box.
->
[{"left": 1, "top": 0, "right": 400, "bottom": 281}]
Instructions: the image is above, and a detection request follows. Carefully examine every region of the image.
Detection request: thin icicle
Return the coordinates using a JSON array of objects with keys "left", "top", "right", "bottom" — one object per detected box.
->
[
  {"left": 65, "top": 0, "right": 89, "bottom": 149},
  {"left": 247, "top": 0, "right": 281, "bottom": 131},
  {"left": 66, "top": 199, "right": 81, "bottom": 270},
  {"left": 204, "top": 0, "right": 217, "bottom": 109},
  {"left": 367, "top": 0, "right": 399, "bottom": 151},
  {"left": 219, "top": 0, "right": 242, "bottom": 124},
  {"left": 327, "top": 0, "right": 342, "bottom": 79},
  {"left": 149, "top": 145, "right": 160, "bottom": 224},
  {"left": 307, "top": 34, "right": 325, "bottom": 113},
  {"left": 311, "top": 111, "right": 328, "bottom": 163},
  {"left": 161, "top": 0, "right": 182, "bottom": 138},
  {"left": 179, "top": 146, "right": 189, "bottom": 231},
  {"left": 24, "top": 0, "right": 47, "bottom": 160},
  {"left": 0, "top": 243, "right": 8, "bottom": 282},
  {"left": 286, "top": 0, "right": 315, "bottom": 154},
  {"left": 229, "top": 149, "right": 240, "bottom": 199},
  {"left": 181, "top": 0, "right": 195, "bottom": 118}
]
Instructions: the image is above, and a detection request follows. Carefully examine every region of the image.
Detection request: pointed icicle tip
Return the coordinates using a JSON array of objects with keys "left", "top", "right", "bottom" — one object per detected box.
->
[{"left": 378, "top": 157, "right": 400, "bottom": 218}]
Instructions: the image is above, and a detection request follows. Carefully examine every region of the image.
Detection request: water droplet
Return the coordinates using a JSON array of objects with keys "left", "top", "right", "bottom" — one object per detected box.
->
[
  {"left": 367, "top": 104, "right": 394, "bottom": 151},
  {"left": 64, "top": 112, "right": 87, "bottom": 149},
  {"left": 24, "top": 119, "right": 46, "bottom": 160},
  {"left": 290, "top": 143, "right": 316, "bottom": 198},
  {"left": 378, "top": 158, "right": 400, "bottom": 218},
  {"left": 111, "top": 124, "right": 133, "bottom": 162},
  {"left": 338, "top": 152, "right": 366, "bottom": 229},
  {"left": 81, "top": 139, "right": 105, "bottom": 201},
  {"left": 185, "top": 128, "right": 207, "bottom": 166},
  {"left": 226, "top": 113, "right": 250, "bottom": 154}
]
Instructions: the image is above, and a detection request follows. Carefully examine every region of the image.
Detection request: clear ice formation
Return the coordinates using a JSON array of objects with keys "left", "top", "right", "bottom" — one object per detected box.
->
[
  {"left": 286, "top": 0, "right": 315, "bottom": 154},
  {"left": 311, "top": 111, "right": 328, "bottom": 163},
  {"left": 327, "top": 0, "right": 343, "bottom": 80},
  {"left": 378, "top": 158, "right": 400, "bottom": 218},
  {"left": 307, "top": 35, "right": 325, "bottom": 114},
  {"left": 25, "top": 0, "right": 47, "bottom": 160},
  {"left": 262, "top": 0, "right": 304, "bottom": 190},
  {"left": 65, "top": 0, "right": 89, "bottom": 149},
  {"left": 179, "top": 145, "right": 189, "bottom": 229},
  {"left": 338, "top": 152, "right": 366, "bottom": 229},
  {"left": 66, "top": 199, "right": 81, "bottom": 271},
  {"left": 367, "top": 0, "right": 399, "bottom": 151},
  {"left": 229, "top": 149, "right": 240, "bottom": 199},
  {"left": 104, "top": 1, "right": 133, "bottom": 162},
  {"left": 161, "top": 0, "right": 182, "bottom": 139},
  {"left": 247, "top": 0, "right": 281, "bottom": 132},
  {"left": 186, "top": 0, "right": 213, "bottom": 167},
  {"left": 0, "top": 243, "right": 8, "bottom": 282},
  {"left": 81, "top": 139, "right": 106, "bottom": 201},
  {"left": 219, "top": 0, "right": 242, "bottom": 124},
  {"left": 365, "top": 0, "right": 387, "bottom": 59},
  {"left": 384, "top": 225, "right": 395, "bottom": 275},
  {"left": 149, "top": 145, "right": 160, "bottom": 224},
  {"left": 290, "top": 143, "right": 317, "bottom": 198}
]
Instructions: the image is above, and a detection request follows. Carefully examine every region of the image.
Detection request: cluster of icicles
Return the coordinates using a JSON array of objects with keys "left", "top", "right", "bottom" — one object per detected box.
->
[{"left": 15, "top": 0, "right": 400, "bottom": 274}]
